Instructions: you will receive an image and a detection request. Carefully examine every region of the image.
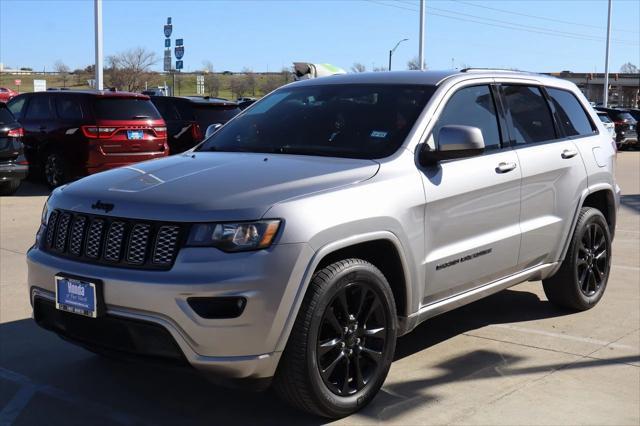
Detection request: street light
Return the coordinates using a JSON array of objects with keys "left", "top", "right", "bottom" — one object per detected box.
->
[{"left": 389, "top": 38, "right": 409, "bottom": 71}]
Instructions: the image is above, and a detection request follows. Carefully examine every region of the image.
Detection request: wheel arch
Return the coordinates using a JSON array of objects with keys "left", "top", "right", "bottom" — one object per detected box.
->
[{"left": 274, "top": 231, "right": 414, "bottom": 352}]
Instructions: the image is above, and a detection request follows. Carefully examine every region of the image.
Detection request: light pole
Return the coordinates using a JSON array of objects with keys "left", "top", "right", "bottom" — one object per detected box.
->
[
  {"left": 389, "top": 38, "right": 409, "bottom": 71},
  {"left": 418, "top": 0, "right": 425, "bottom": 70},
  {"left": 603, "top": 0, "right": 612, "bottom": 107},
  {"left": 94, "top": 0, "right": 103, "bottom": 90}
]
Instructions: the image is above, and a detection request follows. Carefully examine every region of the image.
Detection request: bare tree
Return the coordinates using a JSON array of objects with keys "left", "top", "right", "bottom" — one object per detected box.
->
[
  {"left": 202, "top": 60, "right": 214, "bottom": 73},
  {"left": 261, "top": 74, "right": 284, "bottom": 94},
  {"left": 372, "top": 66, "right": 386, "bottom": 72},
  {"left": 229, "top": 75, "right": 251, "bottom": 98},
  {"left": 242, "top": 68, "right": 257, "bottom": 96},
  {"left": 407, "top": 57, "right": 425, "bottom": 70},
  {"left": 54, "top": 60, "right": 70, "bottom": 87},
  {"left": 620, "top": 62, "right": 639, "bottom": 73},
  {"left": 106, "top": 47, "right": 157, "bottom": 91},
  {"left": 351, "top": 63, "right": 366, "bottom": 73},
  {"left": 205, "top": 73, "right": 221, "bottom": 97}
]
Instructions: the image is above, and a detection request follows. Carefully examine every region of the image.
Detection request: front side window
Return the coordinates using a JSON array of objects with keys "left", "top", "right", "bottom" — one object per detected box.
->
[
  {"left": 501, "top": 85, "right": 556, "bottom": 145},
  {"left": 197, "top": 84, "right": 435, "bottom": 159},
  {"left": 432, "top": 85, "right": 501, "bottom": 150},
  {"left": 546, "top": 88, "right": 595, "bottom": 137},
  {"left": 25, "top": 95, "right": 54, "bottom": 121}
]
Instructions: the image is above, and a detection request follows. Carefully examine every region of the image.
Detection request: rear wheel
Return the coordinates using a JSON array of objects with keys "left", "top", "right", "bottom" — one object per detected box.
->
[
  {"left": 43, "top": 150, "right": 69, "bottom": 189},
  {"left": 0, "top": 179, "right": 21, "bottom": 196},
  {"left": 274, "top": 259, "right": 397, "bottom": 418},
  {"left": 543, "top": 207, "right": 611, "bottom": 310}
]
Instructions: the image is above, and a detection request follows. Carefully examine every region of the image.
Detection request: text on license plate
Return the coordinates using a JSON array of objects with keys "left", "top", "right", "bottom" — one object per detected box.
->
[
  {"left": 127, "top": 130, "right": 144, "bottom": 140},
  {"left": 55, "top": 276, "right": 97, "bottom": 318}
]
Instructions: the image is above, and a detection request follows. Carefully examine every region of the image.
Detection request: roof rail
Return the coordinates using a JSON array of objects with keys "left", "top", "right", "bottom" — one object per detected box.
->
[{"left": 460, "top": 68, "right": 524, "bottom": 73}]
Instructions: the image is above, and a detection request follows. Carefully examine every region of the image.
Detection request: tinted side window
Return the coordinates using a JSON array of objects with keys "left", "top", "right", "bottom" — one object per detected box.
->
[
  {"left": 502, "top": 85, "right": 555, "bottom": 145},
  {"left": 7, "top": 97, "right": 26, "bottom": 120},
  {"left": 152, "top": 98, "right": 181, "bottom": 120},
  {"left": 546, "top": 88, "right": 595, "bottom": 137},
  {"left": 25, "top": 95, "right": 54, "bottom": 120},
  {"left": 0, "top": 106, "right": 15, "bottom": 124},
  {"left": 433, "top": 85, "right": 501, "bottom": 149},
  {"left": 56, "top": 96, "right": 84, "bottom": 120}
]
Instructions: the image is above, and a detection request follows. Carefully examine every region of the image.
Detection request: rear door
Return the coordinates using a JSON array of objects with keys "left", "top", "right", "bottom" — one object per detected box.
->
[
  {"left": 499, "top": 84, "right": 588, "bottom": 267},
  {"left": 20, "top": 94, "right": 57, "bottom": 162},
  {"left": 0, "top": 106, "right": 21, "bottom": 162},
  {"left": 420, "top": 83, "right": 522, "bottom": 304}
]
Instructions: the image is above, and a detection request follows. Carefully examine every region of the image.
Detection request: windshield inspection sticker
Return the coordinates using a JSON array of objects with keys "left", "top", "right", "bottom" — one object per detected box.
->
[{"left": 370, "top": 130, "right": 388, "bottom": 138}]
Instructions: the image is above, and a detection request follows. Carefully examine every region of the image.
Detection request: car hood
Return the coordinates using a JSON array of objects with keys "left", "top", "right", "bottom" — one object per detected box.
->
[{"left": 52, "top": 152, "right": 380, "bottom": 222}]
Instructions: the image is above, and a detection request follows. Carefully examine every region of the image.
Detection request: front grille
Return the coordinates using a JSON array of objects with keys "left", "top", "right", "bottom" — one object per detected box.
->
[{"left": 43, "top": 209, "right": 183, "bottom": 270}]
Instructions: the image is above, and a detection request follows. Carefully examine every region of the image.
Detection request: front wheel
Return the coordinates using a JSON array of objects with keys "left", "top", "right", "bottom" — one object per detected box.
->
[
  {"left": 543, "top": 207, "right": 612, "bottom": 310},
  {"left": 274, "top": 259, "right": 397, "bottom": 418}
]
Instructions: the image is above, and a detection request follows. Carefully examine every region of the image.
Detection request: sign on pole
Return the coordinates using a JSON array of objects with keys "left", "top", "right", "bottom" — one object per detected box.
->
[
  {"left": 164, "top": 38, "right": 170, "bottom": 48},
  {"left": 175, "top": 38, "right": 183, "bottom": 46},
  {"left": 164, "top": 17, "right": 172, "bottom": 38},
  {"left": 175, "top": 45, "right": 184, "bottom": 60},
  {"left": 196, "top": 75, "right": 204, "bottom": 95},
  {"left": 33, "top": 79, "right": 47, "bottom": 92},
  {"left": 176, "top": 60, "right": 184, "bottom": 70},
  {"left": 14, "top": 79, "right": 21, "bottom": 86},
  {"left": 163, "top": 49, "right": 172, "bottom": 72}
]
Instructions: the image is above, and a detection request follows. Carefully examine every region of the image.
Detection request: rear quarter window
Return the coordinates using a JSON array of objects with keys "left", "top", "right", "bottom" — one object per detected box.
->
[
  {"left": 7, "top": 96, "right": 26, "bottom": 120},
  {"left": 93, "top": 98, "right": 161, "bottom": 120},
  {"left": 0, "top": 106, "right": 15, "bottom": 124},
  {"left": 546, "top": 88, "right": 595, "bottom": 137}
]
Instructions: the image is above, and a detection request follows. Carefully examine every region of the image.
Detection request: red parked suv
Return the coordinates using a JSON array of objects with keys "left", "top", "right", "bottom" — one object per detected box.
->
[
  {"left": 7, "top": 90, "right": 168, "bottom": 188},
  {"left": 0, "top": 87, "right": 18, "bottom": 103}
]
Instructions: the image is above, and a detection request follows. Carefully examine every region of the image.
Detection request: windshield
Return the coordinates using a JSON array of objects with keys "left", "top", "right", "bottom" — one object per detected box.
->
[{"left": 197, "top": 84, "right": 435, "bottom": 159}]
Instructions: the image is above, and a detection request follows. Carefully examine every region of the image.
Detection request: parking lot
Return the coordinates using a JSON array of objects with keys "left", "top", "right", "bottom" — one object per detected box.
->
[{"left": 0, "top": 152, "right": 638, "bottom": 425}]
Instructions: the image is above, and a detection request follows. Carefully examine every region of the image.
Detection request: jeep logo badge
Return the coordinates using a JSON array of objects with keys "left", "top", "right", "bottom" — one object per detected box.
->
[{"left": 91, "top": 200, "right": 114, "bottom": 213}]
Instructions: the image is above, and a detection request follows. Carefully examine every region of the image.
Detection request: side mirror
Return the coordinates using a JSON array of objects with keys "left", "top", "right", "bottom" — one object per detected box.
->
[
  {"left": 205, "top": 123, "right": 223, "bottom": 139},
  {"left": 419, "top": 125, "right": 485, "bottom": 165}
]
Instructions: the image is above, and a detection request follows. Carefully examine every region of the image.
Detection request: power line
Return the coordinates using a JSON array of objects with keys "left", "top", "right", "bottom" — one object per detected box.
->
[
  {"left": 451, "top": 0, "right": 639, "bottom": 35},
  {"left": 363, "top": 0, "right": 638, "bottom": 46}
]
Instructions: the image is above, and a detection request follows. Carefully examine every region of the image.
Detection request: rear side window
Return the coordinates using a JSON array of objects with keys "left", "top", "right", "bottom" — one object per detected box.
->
[
  {"left": 56, "top": 96, "right": 85, "bottom": 120},
  {"left": 7, "top": 97, "right": 26, "bottom": 120},
  {"left": 194, "top": 106, "right": 241, "bottom": 128},
  {"left": 93, "top": 98, "right": 161, "bottom": 120},
  {"left": 501, "top": 85, "right": 556, "bottom": 145},
  {"left": 0, "top": 106, "right": 15, "bottom": 124},
  {"left": 25, "top": 95, "right": 55, "bottom": 120},
  {"left": 152, "top": 98, "right": 181, "bottom": 120},
  {"left": 433, "top": 85, "right": 501, "bottom": 150},
  {"left": 597, "top": 113, "right": 612, "bottom": 123},
  {"left": 546, "top": 88, "right": 595, "bottom": 137}
]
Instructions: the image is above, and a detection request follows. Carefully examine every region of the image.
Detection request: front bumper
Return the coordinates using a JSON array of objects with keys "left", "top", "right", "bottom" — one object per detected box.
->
[
  {"left": 27, "top": 241, "right": 315, "bottom": 382},
  {"left": 0, "top": 160, "right": 28, "bottom": 182}
]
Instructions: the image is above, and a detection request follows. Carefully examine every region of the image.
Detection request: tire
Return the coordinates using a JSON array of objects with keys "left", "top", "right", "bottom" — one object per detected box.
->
[
  {"left": 0, "top": 179, "right": 21, "bottom": 196},
  {"left": 543, "top": 207, "right": 612, "bottom": 310},
  {"left": 274, "top": 259, "right": 397, "bottom": 418},
  {"left": 43, "top": 150, "right": 69, "bottom": 189}
]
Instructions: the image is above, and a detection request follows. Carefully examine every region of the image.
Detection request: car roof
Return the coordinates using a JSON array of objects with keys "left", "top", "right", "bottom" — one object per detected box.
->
[
  {"left": 26, "top": 90, "right": 150, "bottom": 99},
  {"left": 152, "top": 95, "right": 238, "bottom": 107},
  {"left": 288, "top": 69, "right": 562, "bottom": 88}
]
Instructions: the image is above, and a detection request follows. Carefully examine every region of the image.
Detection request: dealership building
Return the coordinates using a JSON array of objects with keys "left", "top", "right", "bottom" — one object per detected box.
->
[{"left": 548, "top": 71, "right": 640, "bottom": 108}]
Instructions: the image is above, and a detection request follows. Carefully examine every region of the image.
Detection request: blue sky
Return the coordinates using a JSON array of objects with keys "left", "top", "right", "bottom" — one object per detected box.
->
[{"left": 1, "top": 0, "right": 638, "bottom": 73}]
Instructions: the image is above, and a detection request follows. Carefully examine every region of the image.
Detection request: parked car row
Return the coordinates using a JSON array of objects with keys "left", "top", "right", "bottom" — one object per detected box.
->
[
  {"left": 595, "top": 106, "right": 638, "bottom": 149},
  {"left": 2, "top": 90, "right": 244, "bottom": 193}
]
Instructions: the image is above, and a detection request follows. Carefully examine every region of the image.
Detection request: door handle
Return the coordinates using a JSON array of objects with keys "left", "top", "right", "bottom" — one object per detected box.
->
[
  {"left": 561, "top": 149, "right": 578, "bottom": 159},
  {"left": 496, "top": 162, "right": 517, "bottom": 173}
]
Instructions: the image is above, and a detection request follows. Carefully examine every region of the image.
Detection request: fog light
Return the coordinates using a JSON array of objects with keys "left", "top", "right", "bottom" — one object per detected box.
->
[{"left": 187, "top": 297, "right": 247, "bottom": 319}]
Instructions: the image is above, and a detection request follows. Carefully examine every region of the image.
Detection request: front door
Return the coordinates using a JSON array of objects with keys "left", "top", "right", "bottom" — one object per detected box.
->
[{"left": 419, "top": 84, "right": 522, "bottom": 305}]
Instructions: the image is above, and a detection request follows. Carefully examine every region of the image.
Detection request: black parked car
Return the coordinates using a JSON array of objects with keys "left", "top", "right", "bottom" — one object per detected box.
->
[
  {"left": 150, "top": 96, "right": 242, "bottom": 153},
  {"left": 627, "top": 108, "right": 640, "bottom": 123},
  {"left": 595, "top": 107, "right": 638, "bottom": 149},
  {"left": 0, "top": 103, "right": 28, "bottom": 195}
]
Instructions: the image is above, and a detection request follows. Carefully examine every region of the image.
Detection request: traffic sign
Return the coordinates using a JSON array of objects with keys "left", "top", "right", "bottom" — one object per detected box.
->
[
  {"left": 176, "top": 38, "right": 183, "bottom": 46},
  {"left": 176, "top": 60, "right": 183, "bottom": 70},
  {"left": 165, "top": 38, "right": 170, "bottom": 48},
  {"left": 175, "top": 45, "right": 184, "bottom": 60},
  {"left": 14, "top": 79, "right": 21, "bottom": 86},
  {"left": 163, "top": 49, "right": 172, "bottom": 72}
]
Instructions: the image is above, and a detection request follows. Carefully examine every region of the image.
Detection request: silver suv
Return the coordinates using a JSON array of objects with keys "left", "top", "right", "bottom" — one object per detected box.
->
[{"left": 28, "top": 70, "right": 619, "bottom": 418}]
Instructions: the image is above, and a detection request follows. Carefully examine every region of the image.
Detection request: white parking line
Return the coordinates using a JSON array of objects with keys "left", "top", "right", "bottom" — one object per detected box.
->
[
  {"left": 491, "top": 324, "right": 637, "bottom": 350},
  {"left": 612, "top": 264, "right": 640, "bottom": 271}
]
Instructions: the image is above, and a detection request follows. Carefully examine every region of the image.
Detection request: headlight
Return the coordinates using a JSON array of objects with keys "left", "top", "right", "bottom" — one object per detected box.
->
[
  {"left": 41, "top": 198, "right": 50, "bottom": 225},
  {"left": 186, "top": 220, "right": 281, "bottom": 252}
]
